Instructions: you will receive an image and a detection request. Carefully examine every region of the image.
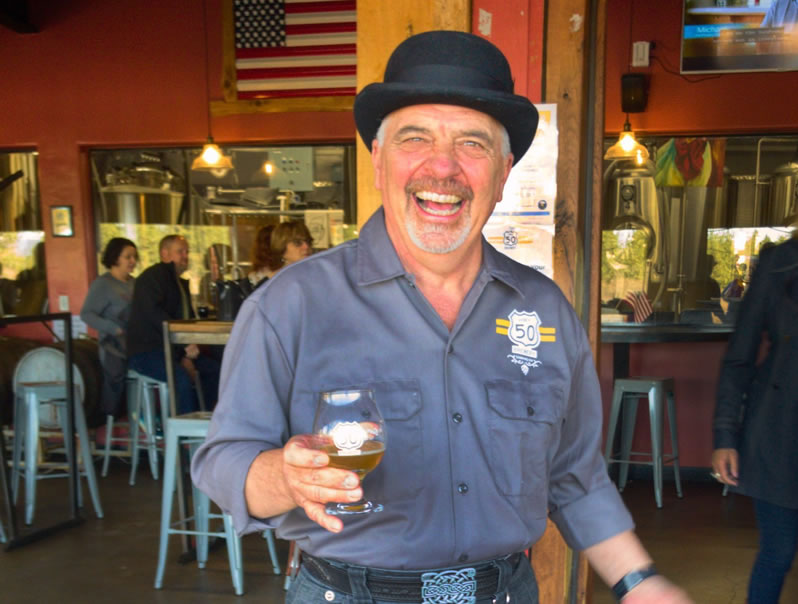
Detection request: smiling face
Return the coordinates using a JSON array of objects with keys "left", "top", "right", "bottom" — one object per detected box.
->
[{"left": 371, "top": 104, "right": 513, "bottom": 263}]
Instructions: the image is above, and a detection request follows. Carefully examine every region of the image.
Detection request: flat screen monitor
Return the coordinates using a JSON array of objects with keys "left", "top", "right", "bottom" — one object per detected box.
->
[{"left": 680, "top": 1, "right": 798, "bottom": 73}]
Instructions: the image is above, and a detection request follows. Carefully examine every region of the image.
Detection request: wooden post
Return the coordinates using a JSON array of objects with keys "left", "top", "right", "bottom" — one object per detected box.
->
[{"left": 355, "top": 0, "right": 470, "bottom": 228}]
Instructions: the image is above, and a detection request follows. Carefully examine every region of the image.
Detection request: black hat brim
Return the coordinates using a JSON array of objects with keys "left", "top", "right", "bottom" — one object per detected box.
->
[{"left": 354, "top": 83, "right": 539, "bottom": 166}]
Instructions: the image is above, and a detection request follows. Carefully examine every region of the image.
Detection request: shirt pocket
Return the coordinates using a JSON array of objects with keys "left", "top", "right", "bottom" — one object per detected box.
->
[
  {"left": 485, "top": 379, "right": 562, "bottom": 501},
  {"left": 363, "top": 379, "right": 424, "bottom": 502}
]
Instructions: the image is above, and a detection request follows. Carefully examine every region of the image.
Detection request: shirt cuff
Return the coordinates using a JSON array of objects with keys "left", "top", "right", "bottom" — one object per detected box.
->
[{"left": 550, "top": 482, "right": 635, "bottom": 551}]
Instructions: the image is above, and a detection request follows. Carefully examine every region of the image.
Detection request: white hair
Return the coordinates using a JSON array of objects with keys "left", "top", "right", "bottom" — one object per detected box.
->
[{"left": 374, "top": 113, "right": 511, "bottom": 159}]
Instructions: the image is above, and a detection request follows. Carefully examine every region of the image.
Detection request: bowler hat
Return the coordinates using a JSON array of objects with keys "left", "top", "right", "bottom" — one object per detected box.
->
[{"left": 354, "top": 31, "right": 538, "bottom": 165}]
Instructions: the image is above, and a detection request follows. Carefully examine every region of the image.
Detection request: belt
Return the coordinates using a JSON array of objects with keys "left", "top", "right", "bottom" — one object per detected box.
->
[{"left": 302, "top": 552, "right": 523, "bottom": 603}]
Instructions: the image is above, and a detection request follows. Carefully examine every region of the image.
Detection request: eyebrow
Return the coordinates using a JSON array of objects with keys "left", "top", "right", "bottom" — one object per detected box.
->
[
  {"left": 393, "top": 125, "right": 432, "bottom": 140},
  {"left": 393, "top": 125, "right": 494, "bottom": 146}
]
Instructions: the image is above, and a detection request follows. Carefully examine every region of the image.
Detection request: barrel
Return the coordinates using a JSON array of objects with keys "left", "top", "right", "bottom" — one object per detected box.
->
[
  {"left": 11, "top": 338, "right": 103, "bottom": 428},
  {"left": 0, "top": 336, "right": 40, "bottom": 425}
]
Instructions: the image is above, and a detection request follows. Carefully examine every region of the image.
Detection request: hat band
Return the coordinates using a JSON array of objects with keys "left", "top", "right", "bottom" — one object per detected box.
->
[{"left": 390, "top": 64, "right": 512, "bottom": 94}]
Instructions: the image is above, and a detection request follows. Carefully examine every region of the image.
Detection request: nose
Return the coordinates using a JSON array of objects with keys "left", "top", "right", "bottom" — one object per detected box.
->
[{"left": 424, "top": 142, "right": 461, "bottom": 178}]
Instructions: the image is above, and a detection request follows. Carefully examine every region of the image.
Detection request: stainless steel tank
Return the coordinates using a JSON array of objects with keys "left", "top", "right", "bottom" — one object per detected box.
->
[
  {"left": 768, "top": 160, "right": 798, "bottom": 226},
  {"left": 604, "top": 161, "right": 663, "bottom": 266}
]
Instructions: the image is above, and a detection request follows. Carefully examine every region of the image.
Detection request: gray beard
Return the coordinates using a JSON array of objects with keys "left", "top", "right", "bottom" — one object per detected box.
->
[{"left": 405, "top": 207, "right": 472, "bottom": 254}]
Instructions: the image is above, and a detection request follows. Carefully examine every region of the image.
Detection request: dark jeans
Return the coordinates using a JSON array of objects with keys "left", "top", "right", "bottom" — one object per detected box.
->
[
  {"left": 749, "top": 498, "right": 798, "bottom": 604},
  {"left": 285, "top": 553, "right": 538, "bottom": 604},
  {"left": 128, "top": 349, "right": 220, "bottom": 415}
]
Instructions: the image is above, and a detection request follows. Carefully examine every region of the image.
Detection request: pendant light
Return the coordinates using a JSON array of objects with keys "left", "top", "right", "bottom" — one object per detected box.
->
[
  {"left": 604, "top": 115, "right": 649, "bottom": 165},
  {"left": 191, "top": 0, "right": 233, "bottom": 174}
]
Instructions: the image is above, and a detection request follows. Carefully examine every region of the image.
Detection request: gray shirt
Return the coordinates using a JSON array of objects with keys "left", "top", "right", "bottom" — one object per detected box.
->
[
  {"left": 80, "top": 272, "right": 134, "bottom": 343},
  {"left": 192, "top": 208, "right": 633, "bottom": 569}
]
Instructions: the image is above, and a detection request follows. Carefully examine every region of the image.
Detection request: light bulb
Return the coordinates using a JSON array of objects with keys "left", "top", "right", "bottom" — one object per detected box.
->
[{"left": 202, "top": 144, "right": 222, "bottom": 164}]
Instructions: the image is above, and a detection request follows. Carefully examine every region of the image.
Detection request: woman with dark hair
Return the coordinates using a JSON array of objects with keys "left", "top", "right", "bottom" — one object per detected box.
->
[{"left": 80, "top": 237, "right": 138, "bottom": 416}]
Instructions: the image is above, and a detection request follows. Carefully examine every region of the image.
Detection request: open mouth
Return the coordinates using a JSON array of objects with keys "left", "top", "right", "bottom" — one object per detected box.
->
[{"left": 413, "top": 191, "right": 464, "bottom": 216}]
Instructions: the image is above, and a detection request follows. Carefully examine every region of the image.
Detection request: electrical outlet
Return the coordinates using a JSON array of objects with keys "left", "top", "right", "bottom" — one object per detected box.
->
[
  {"left": 58, "top": 295, "right": 69, "bottom": 311},
  {"left": 632, "top": 41, "right": 650, "bottom": 67}
]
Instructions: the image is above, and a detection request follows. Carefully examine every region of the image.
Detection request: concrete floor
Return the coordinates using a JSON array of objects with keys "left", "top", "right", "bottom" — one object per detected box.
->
[{"left": 2, "top": 461, "right": 797, "bottom": 603}]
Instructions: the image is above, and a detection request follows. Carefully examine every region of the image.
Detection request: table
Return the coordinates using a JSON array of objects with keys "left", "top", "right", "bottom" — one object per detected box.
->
[
  {"left": 601, "top": 323, "right": 734, "bottom": 380},
  {"left": 161, "top": 319, "right": 233, "bottom": 554},
  {"left": 0, "top": 312, "right": 82, "bottom": 550}
]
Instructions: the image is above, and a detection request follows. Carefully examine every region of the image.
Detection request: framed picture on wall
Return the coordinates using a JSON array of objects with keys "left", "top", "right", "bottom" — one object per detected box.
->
[
  {"left": 681, "top": 1, "right": 798, "bottom": 73},
  {"left": 51, "top": 205, "right": 74, "bottom": 237}
]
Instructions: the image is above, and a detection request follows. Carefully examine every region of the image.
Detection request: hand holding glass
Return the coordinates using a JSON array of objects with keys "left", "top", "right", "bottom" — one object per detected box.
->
[{"left": 312, "top": 389, "right": 385, "bottom": 515}]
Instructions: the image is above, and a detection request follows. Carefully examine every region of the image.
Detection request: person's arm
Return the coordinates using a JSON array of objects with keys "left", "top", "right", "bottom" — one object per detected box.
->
[
  {"left": 191, "top": 297, "right": 361, "bottom": 534},
  {"left": 80, "top": 277, "right": 121, "bottom": 335},
  {"left": 584, "top": 531, "right": 691, "bottom": 602}
]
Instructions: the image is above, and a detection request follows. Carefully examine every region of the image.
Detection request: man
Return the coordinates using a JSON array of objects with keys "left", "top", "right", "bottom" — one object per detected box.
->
[
  {"left": 127, "top": 234, "right": 219, "bottom": 414},
  {"left": 192, "top": 31, "right": 691, "bottom": 602}
]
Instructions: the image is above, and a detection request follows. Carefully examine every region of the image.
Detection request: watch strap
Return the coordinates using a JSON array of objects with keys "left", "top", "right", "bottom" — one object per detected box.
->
[{"left": 611, "top": 565, "right": 659, "bottom": 600}]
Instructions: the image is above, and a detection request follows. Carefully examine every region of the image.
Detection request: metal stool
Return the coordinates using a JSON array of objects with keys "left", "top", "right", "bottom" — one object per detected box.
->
[
  {"left": 126, "top": 370, "right": 169, "bottom": 485},
  {"left": 154, "top": 413, "right": 280, "bottom": 595},
  {"left": 605, "top": 377, "right": 683, "bottom": 508},
  {"left": 11, "top": 382, "right": 104, "bottom": 524}
]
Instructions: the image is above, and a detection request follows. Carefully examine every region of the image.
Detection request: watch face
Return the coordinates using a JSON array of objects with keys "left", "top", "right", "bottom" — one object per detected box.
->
[{"left": 620, "top": 184, "right": 635, "bottom": 202}]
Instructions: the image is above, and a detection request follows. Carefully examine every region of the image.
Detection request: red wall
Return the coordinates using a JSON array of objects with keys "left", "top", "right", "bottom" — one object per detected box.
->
[
  {"left": 605, "top": 0, "right": 798, "bottom": 136},
  {"left": 0, "top": 0, "right": 355, "bottom": 322}
]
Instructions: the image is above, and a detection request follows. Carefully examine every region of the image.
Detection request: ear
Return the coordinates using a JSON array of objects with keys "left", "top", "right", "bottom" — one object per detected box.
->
[
  {"left": 495, "top": 153, "right": 514, "bottom": 204},
  {"left": 371, "top": 140, "right": 383, "bottom": 191}
]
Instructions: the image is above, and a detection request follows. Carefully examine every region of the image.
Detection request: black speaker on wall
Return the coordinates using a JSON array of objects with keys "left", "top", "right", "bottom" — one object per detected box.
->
[{"left": 621, "top": 73, "right": 647, "bottom": 113}]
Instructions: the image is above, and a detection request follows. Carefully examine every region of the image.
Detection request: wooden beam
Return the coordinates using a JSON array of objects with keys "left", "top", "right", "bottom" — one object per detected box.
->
[{"left": 355, "top": 0, "right": 471, "bottom": 227}]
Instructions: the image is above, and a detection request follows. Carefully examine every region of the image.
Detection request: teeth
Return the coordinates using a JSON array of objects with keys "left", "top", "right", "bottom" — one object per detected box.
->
[{"left": 415, "top": 191, "right": 461, "bottom": 204}]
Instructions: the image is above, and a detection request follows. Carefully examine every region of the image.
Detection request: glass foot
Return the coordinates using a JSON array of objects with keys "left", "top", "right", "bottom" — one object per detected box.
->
[{"left": 326, "top": 500, "right": 383, "bottom": 515}]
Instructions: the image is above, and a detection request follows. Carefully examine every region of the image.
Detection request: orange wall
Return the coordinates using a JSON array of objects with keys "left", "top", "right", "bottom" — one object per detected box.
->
[
  {"left": 605, "top": 0, "right": 798, "bottom": 136},
  {"left": 0, "top": 0, "right": 355, "bottom": 321}
]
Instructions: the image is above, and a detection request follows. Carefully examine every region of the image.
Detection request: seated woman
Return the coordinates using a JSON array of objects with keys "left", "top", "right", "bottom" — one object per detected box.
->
[
  {"left": 270, "top": 220, "right": 313, "bottom": 270},
  {"left": 248, "top": 221, "right": 313, "bottom": 288},
  {"left": 247, "top": 224, "right": 278, "bottom": 289},
  {"left": 80, "top": 237, "right": 138, "bottom": 417}
]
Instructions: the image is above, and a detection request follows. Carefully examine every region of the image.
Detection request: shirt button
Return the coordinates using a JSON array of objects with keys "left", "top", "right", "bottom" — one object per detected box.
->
[
  {"left": 459, "top": 553, "right": 469, "bottom": 562},
  {"left": 452, "top": 413, "right": 463, "bottom": 423},
  {"left": 448, "top": 343, "right": 454, "bottom": 353},
  {"left": 527, "top": 406, "right": 535, "bottom": 417},
  {"left": 457, "top": 482, "right": 469, "bottom": 494}
]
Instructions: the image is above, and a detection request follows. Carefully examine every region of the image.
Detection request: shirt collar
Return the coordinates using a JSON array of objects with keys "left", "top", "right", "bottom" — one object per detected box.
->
[{"left": 356, "top": 206, "right": 526, "bottom": 296}]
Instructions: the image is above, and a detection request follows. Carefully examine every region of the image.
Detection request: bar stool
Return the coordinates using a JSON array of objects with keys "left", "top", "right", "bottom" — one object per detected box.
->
[
  {"left": 100, "top": 370, "right": 169, "bottom": 484},
  {"left": 126, "top": 370, "right": 169, "bottom": 485},
  {"left": 11, "top": 381, "right": 104, "bottom": 524},
  {"left": 154, "top": 412, "right": 280, "bottom": 595},
  {"left": 604, "top": 377, "right": 683, "bottom": 508}
]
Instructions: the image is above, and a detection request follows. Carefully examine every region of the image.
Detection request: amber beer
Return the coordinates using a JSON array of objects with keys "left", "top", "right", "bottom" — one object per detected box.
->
[{"left": 323, "top": 440, "right": 385, "bottom": 479}]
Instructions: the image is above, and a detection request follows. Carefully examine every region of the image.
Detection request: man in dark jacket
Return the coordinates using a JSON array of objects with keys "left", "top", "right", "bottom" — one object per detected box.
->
[{"left": 127, "top": 234, "right": 220, "bottom": 414}]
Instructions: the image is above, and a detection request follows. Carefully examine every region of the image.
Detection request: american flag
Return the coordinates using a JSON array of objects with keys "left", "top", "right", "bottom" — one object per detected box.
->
[
  {"left": 233, "top": 0, "right": 356, "bottom": 100},
  {"left": 624, "top": 290, "right": 654, "bottom": 324}
]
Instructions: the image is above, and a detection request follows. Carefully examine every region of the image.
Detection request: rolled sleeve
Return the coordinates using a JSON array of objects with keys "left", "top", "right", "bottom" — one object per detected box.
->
[{"left": 548, "top": 333, "right": 634, "bottom": 550}]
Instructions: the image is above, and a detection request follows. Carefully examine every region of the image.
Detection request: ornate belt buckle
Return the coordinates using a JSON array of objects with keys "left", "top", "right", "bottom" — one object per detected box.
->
[{"left": 421, "top": 567, "right": 477, "bottom": 603}]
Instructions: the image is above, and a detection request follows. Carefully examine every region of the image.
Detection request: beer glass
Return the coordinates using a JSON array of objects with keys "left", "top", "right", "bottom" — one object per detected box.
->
[{"left": 312, "top": 389, "right": 385, "bottom": 514}]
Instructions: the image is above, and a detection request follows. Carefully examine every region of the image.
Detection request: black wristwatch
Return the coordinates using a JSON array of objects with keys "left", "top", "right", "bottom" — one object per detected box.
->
[{"left": 611, "top": 565, "right": 659, "bottom": 600}]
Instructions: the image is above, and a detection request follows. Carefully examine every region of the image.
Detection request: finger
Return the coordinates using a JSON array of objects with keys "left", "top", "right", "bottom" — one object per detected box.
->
[
  {"left": 728, "top": 454, "right": 739, "bottom": 479},
  {"left": 303, "top": 501, "right": 343, "bottom": 533},
  {"left": 284, "top": 436, "right": 329, "bottom": 468}
]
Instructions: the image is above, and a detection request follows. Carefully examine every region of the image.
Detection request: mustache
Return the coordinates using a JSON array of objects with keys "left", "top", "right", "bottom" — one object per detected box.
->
[{"left": 405, "top": 177, "right": 473, "bottom": 202}]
